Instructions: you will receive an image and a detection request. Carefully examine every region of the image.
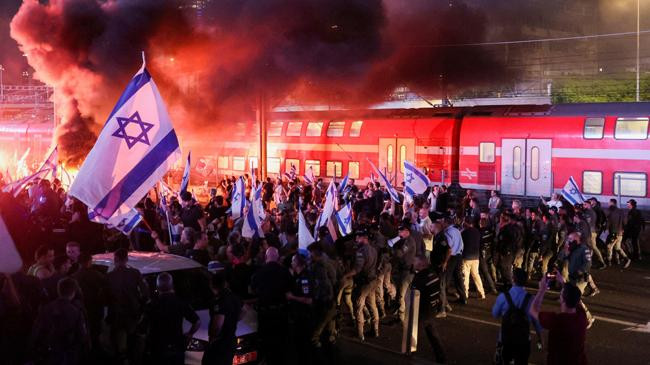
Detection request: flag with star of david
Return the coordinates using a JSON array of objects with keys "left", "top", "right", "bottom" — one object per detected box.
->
[
  {"left": 367, "top": 158, "right": 400, "bottom": 203},
  {"left": 180, "top": 151, "right": 191, "bottom": 193},
  {"left": 403, "top": 160, "right": 430, "bottom": 197},
  {"left": 231, "top": 176, "right": 245, "bottom": 220},
  {"left": 561, "top": 176, "right": 585, "bottom": 205},
  {"left": 334, "top": 202, "right": 353, "bottom": 236},
  {"left": 70, "top": 56, "right": 181, "bottom": 223}
]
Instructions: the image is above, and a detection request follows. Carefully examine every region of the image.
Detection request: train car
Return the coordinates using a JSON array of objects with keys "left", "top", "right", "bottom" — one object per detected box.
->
[
  {"left": 458, "top": 103, "right": 650, "bottom": 207},
  {"left": 211, "top": 108, "right": 464, "bottom": 186}
]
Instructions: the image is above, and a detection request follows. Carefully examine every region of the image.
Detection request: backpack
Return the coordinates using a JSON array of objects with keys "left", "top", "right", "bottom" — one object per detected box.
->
[{"left": 501, "top": 292, "right": 531, "bottom": 346}]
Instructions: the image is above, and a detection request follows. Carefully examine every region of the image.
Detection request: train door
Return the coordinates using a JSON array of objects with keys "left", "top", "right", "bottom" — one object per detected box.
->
[
  {"left": 378, "top": 138, "right": 415, "bottom": 186},
  {"left": 525, "top": 139, "right": 552, "bottom": 197},
  {"left": 500, "top": 138, "right": 552, "bottom": 196}
]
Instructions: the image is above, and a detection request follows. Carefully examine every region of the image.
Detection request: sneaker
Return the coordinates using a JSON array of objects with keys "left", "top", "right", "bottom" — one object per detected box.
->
[
  {"left": 435, "top": 311, "right": 447, "bottom": 319},
  {"left": 624, "top": 259, "right": 631, "bottom": 269},
  {"left": 588, "top": 288, "right": 600, "bottom": 297},
  {"left": 587, "top": 317, "right": 595, "bottom": 329},
  {"left": 479, "top": 294, "right": 486, "bottom": 300}
]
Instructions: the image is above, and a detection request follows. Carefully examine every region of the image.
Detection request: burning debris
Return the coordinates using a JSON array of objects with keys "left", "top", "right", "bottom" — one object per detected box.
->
[{"left": 10, "top": 0, "right": 507, "bottom": 164}]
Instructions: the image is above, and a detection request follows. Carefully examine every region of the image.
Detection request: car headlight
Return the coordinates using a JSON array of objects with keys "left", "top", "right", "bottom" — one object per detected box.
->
[{"left": 187, "top": 338, "right": 209, "bottom": 352}]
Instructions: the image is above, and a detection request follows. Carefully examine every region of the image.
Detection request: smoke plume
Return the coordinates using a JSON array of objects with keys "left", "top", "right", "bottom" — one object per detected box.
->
[{"left": 10, "top": 0, "right": 507, "bottom": 164}]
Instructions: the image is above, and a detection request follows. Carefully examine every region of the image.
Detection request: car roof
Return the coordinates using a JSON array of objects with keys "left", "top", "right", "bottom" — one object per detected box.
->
[{"left": 92, "top": 251, "right": 203, "bottom": 275}]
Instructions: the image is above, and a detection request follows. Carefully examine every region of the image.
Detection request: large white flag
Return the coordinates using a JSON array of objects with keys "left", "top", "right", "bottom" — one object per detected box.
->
[
  {"left": 70, "top": 56, "right": 181, "bottom": 220},
  {"left": 561, "top": 176, "right": 585, "bottom": 205},
  {"left": 231, "top": 176, "right": 245, "bottom": 219},
  {"left": 334, "top": 202, "right": 353, "bottom": 236},
  {"left": 314, "top": 179, "right": 337, "bottom": 236},
  {"left": 0, "top": 214, "right": 22, "bottom": 273},
  {"left": 39, "top": 146, "right": 58, "bottom": 180},
  {"left": 298, "top": 208, "right": 315, "bottom": 251},
  {"left": 242, "top": 186, "right": 265, "bottom": 239},
  {"left": 403, "top": 160, "right": 430, "bottom": 197}
]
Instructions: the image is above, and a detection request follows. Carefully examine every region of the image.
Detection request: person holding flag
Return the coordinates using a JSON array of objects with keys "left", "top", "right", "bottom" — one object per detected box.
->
[{"left": 69, "top": 54, "right": 181, "bottom": 233}]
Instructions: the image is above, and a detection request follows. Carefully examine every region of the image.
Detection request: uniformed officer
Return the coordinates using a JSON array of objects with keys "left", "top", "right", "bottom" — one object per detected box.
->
[
  {"left": 203, "top": 272, "right": 243, "bottom": 365},
  {"left": 395, "top": 223, "right": 417, "bottom": 322},
  {"left": 342, "top": 229, "right": 379, "bottom": 341},
  {"left": 287, "top": 254, "right": 315, "bottom": 362}
]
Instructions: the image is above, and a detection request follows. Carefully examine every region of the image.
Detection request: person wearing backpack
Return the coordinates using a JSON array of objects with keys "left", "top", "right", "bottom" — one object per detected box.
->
[{"left": 491, "top": 268, "right": 542, "bottom": 365}]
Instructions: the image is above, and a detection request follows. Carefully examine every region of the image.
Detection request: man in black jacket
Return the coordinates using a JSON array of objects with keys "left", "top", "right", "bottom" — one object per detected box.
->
[{"left": 624, "top": 199, "right": 645, "bottom": 261}]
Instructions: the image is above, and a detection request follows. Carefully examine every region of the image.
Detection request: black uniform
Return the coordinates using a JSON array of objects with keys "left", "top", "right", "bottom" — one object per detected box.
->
[
  {"left": 147, "top": 293, "right": 199, "bottom": 365},
  {"left": 411, "top": 267, "right": 446, "bottom": 363},
  {"left": 202, "top": 289, "right": 242, "bottom": 365},
  {"left": 31, "top": 298, "right": 89, "bottom": 365},
  {"left": 289, "top": 269, "right": 315, "bottom": 363}
]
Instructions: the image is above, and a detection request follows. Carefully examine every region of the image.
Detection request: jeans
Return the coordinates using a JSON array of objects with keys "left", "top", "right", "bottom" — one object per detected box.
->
[{"left": 443, "top": 255, "right": 467, "bottom": 303}]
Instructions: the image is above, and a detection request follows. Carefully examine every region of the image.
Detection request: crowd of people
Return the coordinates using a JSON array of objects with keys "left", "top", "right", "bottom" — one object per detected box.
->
[{"left": 0, "top": 173, "right": 646, "bottom": 365}]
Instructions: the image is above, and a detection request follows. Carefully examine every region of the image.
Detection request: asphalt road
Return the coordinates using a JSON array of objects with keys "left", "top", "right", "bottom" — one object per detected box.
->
[{"left": 336, "top": 259, "right": 650, "bottom": 365}]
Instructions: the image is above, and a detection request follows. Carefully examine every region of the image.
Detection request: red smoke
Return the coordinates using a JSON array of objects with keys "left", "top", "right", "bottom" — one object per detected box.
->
[{"left": 10, "top": 0, "right": 507, "bottom": 165}]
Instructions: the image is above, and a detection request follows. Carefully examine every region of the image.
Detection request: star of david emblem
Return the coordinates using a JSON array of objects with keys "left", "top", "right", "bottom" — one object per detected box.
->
[
  {"left": 570, "top": 188, "right": 577, "bottom": 194},
  {"left": 112, "top": 111, "right": 154, "bottom": 149},
  {"left": 344, "top": 215, "right": 352, "bottom": 225},
  {"left": 233, "top": 192, "right": 241, "bottom": 201},
  {"left": 406, "top": 172, "right": 415, "bottom": 184}
]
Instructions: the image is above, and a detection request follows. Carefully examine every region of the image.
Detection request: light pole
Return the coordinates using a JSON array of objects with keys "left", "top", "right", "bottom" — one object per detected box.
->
[
  {"left": 0, "top": 64, "right": 4, "bottom": 101},
  {"left": 636, "top": 0, "right": 641, "bottom": 101}
]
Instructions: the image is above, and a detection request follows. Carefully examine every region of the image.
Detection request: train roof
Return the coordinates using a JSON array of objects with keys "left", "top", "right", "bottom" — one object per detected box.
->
[{"left": 268, "top": 102, "right": 650, "bottom": 119}]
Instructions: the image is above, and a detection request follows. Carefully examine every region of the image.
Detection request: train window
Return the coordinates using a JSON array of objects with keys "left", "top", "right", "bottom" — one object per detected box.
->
[
  {"left": 306, "top": 122, "right": 324, "bottom": 136},
  {"left": 232, "top": 157, "right": 245, "bottom": 171},
  {"left": 582, "top": 171, "right": 602, "bottom": 195},
  {"left": 614, "top": 118, "right": 648, "bottom": 140},
  {"left": 400, "top": 145, "right": 407, "bottom": 173},
  {"left": 326, "top": 161, "right": 343, "bottom": 177},
  {"left": 267, "top": 157, "right": 280, "bottom": 174},
  {"left": 513, "top": 146, "right": 522, "bottom": 180},
  {"left": 350, "top": 121, "right": 363, "bottom": 137},
  {"left": 530, "top": 147, "right": 540, "bottom": 181},
  {"left": 286, "top": 122, "right": 302, "bottom": 136},
  {"left": 348, "top": 161, "right": 360, "bottom": 179},
  {"left": 285, "top": 159, "right": 300, "bottom": 175},
  {"left": 268, "top": 122, "right": 283, "bottom": 137},
  {"left": 217, "top": 156, "right": 229, "bottom": 169},
  {"left": 613, "top": 172, "right": 646, "bottom": 197},
  {"left": 479, "top": 142, "right": 495, "bottom": 163},
  {"left": 583, "top": 118, "right": 604, "bottom": 139},
  {"left": 387, "top": 145, "right": 394, "bottom": 173},
  {"left": 305, "top": 160, "right": 321, "bottom": 176},
  {"left": 326, "top": 121, "right": 346, "bottom": 137}
]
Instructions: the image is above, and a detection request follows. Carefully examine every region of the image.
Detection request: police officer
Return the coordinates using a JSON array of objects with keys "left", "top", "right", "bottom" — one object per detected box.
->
[
  {"left": 395, "top": 223, "right": 417, "bottom": 322},
  {"left": 203, "top": 272, "right": 243, "bottom": 365},
  {"left": 582, "top": 201, "right": 606, "bottom": 268},
  {"left": 307, "top": 243, "right": 337, "bottom": 347},
  {"left": 495, "top": 214, "right": 517, "bottom": 286},
  {"left": 287, "top": 254, "right": 315, "bottom": 362},
  {"left": 430, "top": 221, "right": 452, "bottom": 318},
  {"left": 342, "top": 229, "right": 379, "bottom": 341},
  {"left": 605, "top": 199, "right": 631, "bottom": 268},
  {"left": 250, "top": 247, "right": 293, "bottom": 365}
]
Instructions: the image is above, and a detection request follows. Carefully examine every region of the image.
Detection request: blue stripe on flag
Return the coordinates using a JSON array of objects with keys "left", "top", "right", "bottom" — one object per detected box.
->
[
  {"left": 104, "top": 69, "right": 152, "bottom": 126},
  {"left": 405, "top": 162, "right": 428, "bottom": 183},
  {"left": 562, "top": 190, "right": 578, "bottom": 205},
  {"left": 123, "top": 214, "right": 142, "bottom": 233},
  {"left": 569, "top": 176, "right": 585, "bottom": 202},
  {"left": 335, "top": 212, "right": 348, "bottom": 236},
  {"left": 93, "top": 130, "right": 180, "bottom": 219},
  {"left": 405, "top": 186, "right": 416, "bottom": 196}
]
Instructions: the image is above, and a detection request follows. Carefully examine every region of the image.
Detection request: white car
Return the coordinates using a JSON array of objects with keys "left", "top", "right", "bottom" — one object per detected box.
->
[{"left": 92, "top": 251, "right": 259, "bottom": 365}]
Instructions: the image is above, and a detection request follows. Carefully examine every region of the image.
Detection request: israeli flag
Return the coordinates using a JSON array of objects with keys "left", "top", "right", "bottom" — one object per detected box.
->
[
  {"left": 88, "top": 205, "right": 142, "bottom": 235},
  {"left": 70, "top": 55, "right": 181, "bottom": 220},
  {"left": 367, "top": 158, "right": 400, "bottom": 203},
  {"left": 242, "top": 187, "right": 265, "bottom": 239},
  {"left": 561, "top": 176, "right": 585, "bottom": 205},
  {"left": 334, "top": 202, "right": 353, "bottom": 236},
  {"left": 0, "top": 214, "right": 22, "bottom": 273},
  {"left": 298, "top": 208, "right": 315, "bottom": 251},
  {"left": 180, "top": 151, "right": 191, "bottom": 193},
  {"left": 254, "top": 185, "right": 266, "bottom": 221},
  {"left": 314, "top": 179, "right": 337, "bottom": 236},
  {"left": 38, "top": 146, "right": 58, "bottom": 180},
  {"left": 284, "top": 163, "right": 296, "bottom": 181},
  {"left": 231, "top": 176, "right": 245, "bottom": 219},
  {"left": 304, "top": 166, "right": 315, "bottom": 185},
  {"left": 338, "top": 173, "right": 349, "bottom": 194},
  {"left": 403, "top": 160, "right": 430, "bottom": 197}
]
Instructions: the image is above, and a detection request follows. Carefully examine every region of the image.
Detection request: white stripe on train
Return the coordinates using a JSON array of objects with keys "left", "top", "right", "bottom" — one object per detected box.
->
[{"left": 461, "top": 146, "right": 650, "bottom": 161}]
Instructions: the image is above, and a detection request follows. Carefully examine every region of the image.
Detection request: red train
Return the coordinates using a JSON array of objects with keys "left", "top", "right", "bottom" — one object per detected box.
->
[{"left": 203, "top": 103, "right": 649, "bottom": 207}]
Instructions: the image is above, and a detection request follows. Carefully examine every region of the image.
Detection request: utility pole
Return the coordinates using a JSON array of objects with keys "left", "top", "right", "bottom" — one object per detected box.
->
[{"left": 636, "top": 0, "right": 641, "bottom": 101}]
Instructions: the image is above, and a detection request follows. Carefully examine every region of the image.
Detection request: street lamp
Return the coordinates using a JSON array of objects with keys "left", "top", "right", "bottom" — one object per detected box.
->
[{"left": 0, "top": 64, "right": 4, "bottom": 101}]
